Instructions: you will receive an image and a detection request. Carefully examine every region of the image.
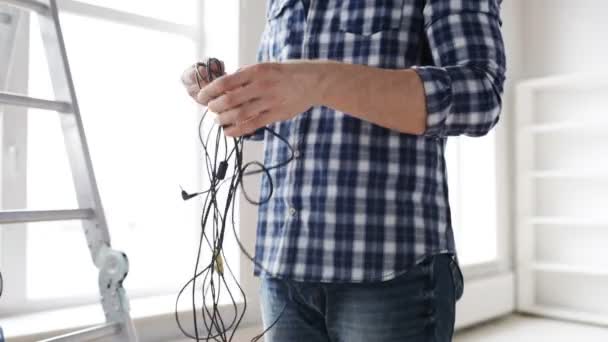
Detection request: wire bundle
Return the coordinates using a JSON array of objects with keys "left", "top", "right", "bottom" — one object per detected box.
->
[{"left": 175, "top": 58, "right": 293, "bottom": 341}]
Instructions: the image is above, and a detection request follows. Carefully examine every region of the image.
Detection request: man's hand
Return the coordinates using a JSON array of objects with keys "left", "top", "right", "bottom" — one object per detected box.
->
[{"left": 195, "top": 62, "right": 320, "bottom": 137}]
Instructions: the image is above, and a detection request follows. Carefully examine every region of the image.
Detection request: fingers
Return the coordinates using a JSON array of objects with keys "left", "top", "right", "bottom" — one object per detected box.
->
[
  {"left": 182, "top": 61, "right": 228, "bottom": 102},
  {"left": 187, "top": 84, "right": 200, "bottom": 98},
  {"left": 215, "top": 98, "right": 270, "bottom": 127},
  {"left": 181, "top": 60, "right": 226, "bottom": 89},
  {"left": 207, "top": 82, "right": 260, "bottom": 114},
  {"left": 197, "top": 69, "right": 253, "bottom": 106},
  {"left": 208, "top": 60, "right": 225, "bottom": 77},
  {"left": 181, "top": 65, "right": 203, "bottom": 87},
  {"left": 223, "top": 110, "right": 282, "bottom": 137}
]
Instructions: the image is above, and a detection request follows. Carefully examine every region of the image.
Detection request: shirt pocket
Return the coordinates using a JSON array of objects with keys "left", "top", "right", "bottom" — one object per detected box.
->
[
  {"left": 339, "top": 0, "right": 405, "bottom": 36},
  {"left": 265, "top": 0, "right": 304, "bottom": 61}
]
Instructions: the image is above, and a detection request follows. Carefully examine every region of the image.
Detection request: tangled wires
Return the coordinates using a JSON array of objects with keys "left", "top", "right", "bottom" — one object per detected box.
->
[{"left": 175, "top": 58, "right": 293, "bottom": 341}]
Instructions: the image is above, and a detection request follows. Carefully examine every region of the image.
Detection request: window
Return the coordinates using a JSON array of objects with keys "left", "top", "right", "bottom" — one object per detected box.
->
[
  {"left": 446, "top": 133, "right": 499, "bottom": 266},
  {"left": 0, "top": 1, "right": 247, "bottom": 315},
  {"left": 27, "top": 11, "right": 198, "bottom": 301}
]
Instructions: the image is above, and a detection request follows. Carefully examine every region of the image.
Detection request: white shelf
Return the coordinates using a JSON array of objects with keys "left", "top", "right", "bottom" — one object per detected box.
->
[
  {"left": 516, "top": 74, "right": 608, "bottom": 327},
  {"left": 531, "top": 170, "right": 608, "bottom": 179},
  {"left": 517, "top": 72, "right": 608, "bottom": 90},
  {"left": 525, "top": 120, "right": 608, "bottom": 133},
  {"left": 529, "top": 217, "right": 608, "bottom": 226},
  {"left": 532, "top": 262, "right": 608, "bottom": 277}
]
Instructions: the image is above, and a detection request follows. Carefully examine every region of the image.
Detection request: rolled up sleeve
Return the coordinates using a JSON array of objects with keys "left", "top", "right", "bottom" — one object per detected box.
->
[{"left": 413, "top": 0, "right": 506, "bottom": 138}]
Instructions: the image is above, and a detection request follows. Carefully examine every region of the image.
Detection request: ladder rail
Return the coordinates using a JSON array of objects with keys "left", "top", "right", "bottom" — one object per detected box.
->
[
  {"left": 37, "top": 0, "right": 111, "bottom": 261},
  {"left": 0, "top": 3, "right": 20, "bottom": 90},
  {"left": 41, "top": 0, "right": 138, "bottom": 340}
]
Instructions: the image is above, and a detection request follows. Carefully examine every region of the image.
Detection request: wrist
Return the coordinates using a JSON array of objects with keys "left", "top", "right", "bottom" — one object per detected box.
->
[
  {"left": 308, "top": 62, "right": 329, "bottom": 106},
  {"left": 311, "top": 61, "right": 336, "bottom": 107},
  {"left": 289, "top": 60, "right": 330, "bottom": 107}
]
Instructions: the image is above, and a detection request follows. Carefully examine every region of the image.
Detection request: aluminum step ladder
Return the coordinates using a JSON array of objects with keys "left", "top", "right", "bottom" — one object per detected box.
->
[{"left": 0, "top": 1, "right": 137, "bottom": 341}]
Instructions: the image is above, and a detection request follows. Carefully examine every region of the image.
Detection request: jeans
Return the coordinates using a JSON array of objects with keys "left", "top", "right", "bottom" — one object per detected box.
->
[{"left": 259, "top": 254, "right": 464, "bottom": 342}]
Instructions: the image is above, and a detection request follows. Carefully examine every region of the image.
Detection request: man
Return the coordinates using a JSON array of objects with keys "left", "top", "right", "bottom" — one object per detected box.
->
[{"left": 182, "top": 0, "right": 505, "bottom": 340}]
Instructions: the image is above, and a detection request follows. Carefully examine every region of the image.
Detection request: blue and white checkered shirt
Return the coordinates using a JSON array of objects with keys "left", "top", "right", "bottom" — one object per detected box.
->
[{"left": 251, "top": 0, "right": 506, "bottom": 282}]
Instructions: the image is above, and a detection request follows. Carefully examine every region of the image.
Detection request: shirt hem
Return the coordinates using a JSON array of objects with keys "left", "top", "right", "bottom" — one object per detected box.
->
[{"left": 254, "top": 248, "right": 459, "bottom": 283}]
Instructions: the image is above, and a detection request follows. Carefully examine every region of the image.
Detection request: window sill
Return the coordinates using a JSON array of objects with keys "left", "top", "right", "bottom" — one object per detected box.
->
[
  {"left": 461, "top": 260, "right": 509, "bottom": 281},
  {"left": 2, "top": 294, "right": 256, "bottom": 342}
]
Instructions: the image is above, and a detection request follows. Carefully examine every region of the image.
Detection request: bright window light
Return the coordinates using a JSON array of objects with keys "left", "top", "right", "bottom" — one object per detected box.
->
[
  {"left": 73, "top": 0, "right": 198, "bottom": 25},
  {"left": 26, "top": 12, "right": 200, "bottom": 300},
  {"left": 446, "top": 132, "right": 498, "bottom": 266}
]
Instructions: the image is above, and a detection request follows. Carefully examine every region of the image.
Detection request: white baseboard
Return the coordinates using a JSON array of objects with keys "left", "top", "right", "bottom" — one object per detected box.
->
[{"left": 455, "top": 272, "right": 516, "bottom": 329}]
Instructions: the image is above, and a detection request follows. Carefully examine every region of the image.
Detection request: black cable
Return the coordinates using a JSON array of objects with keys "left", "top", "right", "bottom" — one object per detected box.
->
[{"left": 175, "top": 58, "right": 293, "bottom": 341}]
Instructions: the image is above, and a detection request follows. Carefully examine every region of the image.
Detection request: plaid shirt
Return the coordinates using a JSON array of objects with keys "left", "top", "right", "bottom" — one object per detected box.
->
[{"left": 251, "top": 0, "right": 506, "bottom": 282}]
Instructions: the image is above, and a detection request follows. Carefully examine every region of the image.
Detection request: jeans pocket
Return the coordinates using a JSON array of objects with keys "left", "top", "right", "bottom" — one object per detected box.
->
[{"left": 449, "top": 258, "right": 464, "bottom": 302}]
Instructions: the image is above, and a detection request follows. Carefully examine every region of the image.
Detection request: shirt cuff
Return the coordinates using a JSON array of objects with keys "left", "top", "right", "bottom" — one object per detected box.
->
[{"left": 412, "top": 65, "right": 453, "bottom": 138}]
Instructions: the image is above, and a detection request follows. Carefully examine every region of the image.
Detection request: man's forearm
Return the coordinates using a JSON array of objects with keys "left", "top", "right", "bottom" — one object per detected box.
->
[
  {"left": 307, "top": 60, "right": 427, "bottom": 135},
  {"left": 197, "top": 60, "right": 428, "bottom": 137}
]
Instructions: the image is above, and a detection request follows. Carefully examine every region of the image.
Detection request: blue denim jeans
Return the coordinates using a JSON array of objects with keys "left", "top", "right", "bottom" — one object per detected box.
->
[{"left": 260, "top": 254, "right": 464, "bottom": 342}]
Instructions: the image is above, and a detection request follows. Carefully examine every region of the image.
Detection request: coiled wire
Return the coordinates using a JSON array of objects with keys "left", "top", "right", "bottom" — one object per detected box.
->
[{"left": 175, "top": 58, "right": 291, "bottom": 342}]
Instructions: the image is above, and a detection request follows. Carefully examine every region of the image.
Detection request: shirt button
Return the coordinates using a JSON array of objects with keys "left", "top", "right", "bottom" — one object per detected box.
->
[
  {"left": 293, "top": 149, "right": 301, "bottom": 159},
  {"left": 288, "top": 207, "right": 297, "bottom": 217}
]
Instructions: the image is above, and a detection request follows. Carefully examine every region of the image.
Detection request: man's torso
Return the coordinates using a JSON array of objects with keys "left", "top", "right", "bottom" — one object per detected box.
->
[{"left": 253, "top": 0, "right": 457, "bottom": 282}]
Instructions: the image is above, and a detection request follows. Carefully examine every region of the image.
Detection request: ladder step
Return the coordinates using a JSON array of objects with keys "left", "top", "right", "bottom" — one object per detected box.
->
[
  {"left": 39, "top": 322, "right": 120, "bottom": 342},
  {"left": 0, "top": 209, "right": 94, "bottom": 224},
  {"left": 0, "top": 91, "right": 72, "bottom": 112},
  {"left": 0, "top": 0, "right": 50, "bottom": 16}
]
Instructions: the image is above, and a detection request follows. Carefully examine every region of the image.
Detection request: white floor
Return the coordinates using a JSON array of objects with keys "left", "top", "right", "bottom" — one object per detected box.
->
[
  {"left": 175, "top": 314, "right": 608, "bottom": 342},
  {"left": 454, "top": 314, "right": 608, "bottom": 342}
]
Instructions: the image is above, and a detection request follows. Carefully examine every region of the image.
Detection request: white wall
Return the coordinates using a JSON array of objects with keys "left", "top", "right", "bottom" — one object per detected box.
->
[
  {"left": 522, "top": 0, "right": 608, "bottom": 78},
  {"left": 500, "top": 0, "right": 523, "bottom": 272},
  {"left": 236, "top": 3, "right": 266, "bottom": 238},
  {"left": 236, "top": 0, "right": 267, "bottom": 326},
  {"left": 514, "top": 0, "right": 608, "bottom": 323}
]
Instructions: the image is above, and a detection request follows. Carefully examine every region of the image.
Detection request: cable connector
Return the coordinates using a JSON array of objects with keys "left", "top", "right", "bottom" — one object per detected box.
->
[
  {"left": 180, "top": 185, "right": 200, "bottom": 201},
  {"left": 216, "top": 161, "right": 228, "bottom": 180},
  {"left": 214, "top": 252, "right": 224, "bottom": 275}
]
